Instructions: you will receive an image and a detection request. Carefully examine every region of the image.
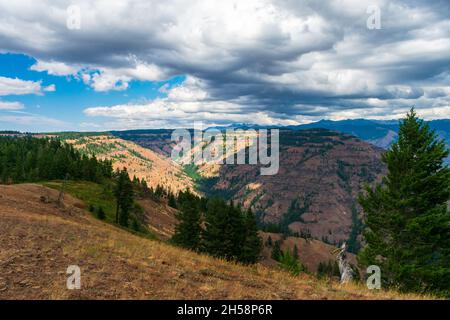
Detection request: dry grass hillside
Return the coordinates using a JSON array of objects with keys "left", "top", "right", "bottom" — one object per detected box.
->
[
  {"left": 259, "top": 232, "right": 358, "bottom": 273},
  {"left": 64, "top": 135, "right": 195, "bottom": 194},
  {"left": 112, "top": 129, "right": 386, "bottom": 244},
  {"left": 211, "top": 129, "right": 386, "bottom": 244},
  {"left": 138, "top": 198, "right": 178, "bottom": 240},
  {"left": 0, "top": 183, "right": 429, "bottom": 300}
]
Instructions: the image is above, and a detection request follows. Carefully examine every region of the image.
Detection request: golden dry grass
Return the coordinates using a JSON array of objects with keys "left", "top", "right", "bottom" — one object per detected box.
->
[
  {"left": 0, "top": 184, "right": 433, "bottom": 300},
  {"left": 65, "top": 135, "right": 195, "bottom": 194}
]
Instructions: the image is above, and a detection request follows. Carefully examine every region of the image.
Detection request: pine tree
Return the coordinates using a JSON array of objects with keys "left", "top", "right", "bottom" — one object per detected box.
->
[
  {"left": 202, "top": 198, "right": 246, "bottom": 261},
  {"left": 97, "top": 206, "right": 106, "bottom": 220},
  {"left": 266, "top": 236, "right": 273, "bottom": 247},
  {"left": 358, "top": 108, "right": 450, "bottom": 296},
  {"left": 271, "top": 240, "right": 282, "bottom": 261},
  {"left": 202, "top": 198, "right": 234, "bottom": 259},
  {"left": 317, "top": 262, "right": 325, "bottom": 278},
  {"left": 114, "top": 168, "right": 134, "bottom": 227},
  {"left": 239, "top": 208, "right": 262, "bottom": 264},
  {"left": 293, "top": 244, "right": 299, "bottom": 260},
  {"left": 168, "top": 191, "right": 177, "bottom": 208},
  {"left": 278, "top": 249, "right": 305, "bottom": 276},
  {"left": 171, "top": 195, "right": 202, "bottom": 251}
]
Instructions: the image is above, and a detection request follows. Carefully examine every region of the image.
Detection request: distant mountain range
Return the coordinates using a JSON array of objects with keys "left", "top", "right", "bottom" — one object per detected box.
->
[
  {"left": 290, "top": 119, "right": 450, "bottom": 164},
  {"left": 210, "top": 119, "right": 450, "bottom": 164}
]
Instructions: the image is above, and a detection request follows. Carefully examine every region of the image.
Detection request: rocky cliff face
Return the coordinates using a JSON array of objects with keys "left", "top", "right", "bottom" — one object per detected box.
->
[
  {"left": 114, "top": 128, "right": 386, "bottom": 246},
  {"left": 209, "top": 129, "right": 386, "bottom": 245}
]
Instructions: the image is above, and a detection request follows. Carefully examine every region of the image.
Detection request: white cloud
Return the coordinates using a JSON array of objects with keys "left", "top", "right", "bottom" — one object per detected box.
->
[
  {"left": 43, "top": 84, "right": 56, "bottom": 92},
  {"left": 0, "top": 76, "right": 56, "bottom": 97},
  {"left": 30, "top": 58, "right": 166, "bottom": 92},
  {"left": 0, "top": 76, "right": 42, "bottom": 96},
  {"left": 30, "top": 60, "right": 79, "bottom": 76},
  {"left": 89, "top": 71, "right": 129, "bottom": 92},
  {"left": 84, "top": 76, "right": 297, "bottom": 128},
  {"left": 0, "top": 101, "right": 24, "bottom": 110},
  {"left": 0, "top": 0, "right": 449, "bottom": 122}
]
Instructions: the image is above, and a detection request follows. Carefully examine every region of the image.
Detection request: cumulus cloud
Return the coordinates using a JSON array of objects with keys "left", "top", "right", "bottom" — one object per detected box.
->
[
  {"left": 43, "top": 84, "right": 56, "bottom": 92},
  {"left": 30, "top": 58, "right": 166, "bottom": 92},
  {"left": 0, "top": 0, "right": 449, "bottom": 126},
  {"left": 30, "top": 60, "right": 80, "bottom": 76},
  {"left": 0, "top": 76, "right": 56, "bottom": 97},
  {"left": 84, "top": 76, "right": 298, "bottom": 128},
  {"left": 0, "top": 101, "right": 24, "bottom": 110},
  {"left": 0, "top": 76, "right": 41, "bottom": 96}
]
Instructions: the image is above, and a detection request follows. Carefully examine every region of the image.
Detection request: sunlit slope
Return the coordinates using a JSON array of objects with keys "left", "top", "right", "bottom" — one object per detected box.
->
[
  {"left": 0, "top": 183, "right": 429, "bottom": 300},
  {"left": 64, "top": 134, "right": 195, "bottom": 194}
]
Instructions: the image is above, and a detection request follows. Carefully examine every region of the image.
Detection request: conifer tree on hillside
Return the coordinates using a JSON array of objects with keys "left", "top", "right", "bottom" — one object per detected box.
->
[
  {"left": 271, "top": 240, "right": 282, "bottom": 261},
  {"left": 172, "top": 193, "right": 262, "bottom": 264},
  {"left": 202, "top": 198, "right": 250, "bottom": 261},
  {"left": 278, "top": 249, "right": 305, "bottom": 276},
  {"left": 266, "top": 236, "right": 273, "bottom": 247},
  {"left": 168, "top": 191, "right": 177, "bottom": 208},
  {"left": 293, "top": 244, "right": 299, "bottom": 260},
  {"left": 359, "top": 108, "right": 450, "bottom": 296},
  {"left": 239, "top": 208, "right": 262, "bottom": 264},
  {"left": 202, "top": 198, "right": 237, "bottom": 259},
  {"left": 0, "top": 137, "right": 112, "bottom": 184},
  {"left": 171, "top": 194, "right": 202, "bottom": 251},
  {"left": 226, "top": 203, "right": 247, "bottom": 259},
  {"left": 114, "top": 168, "right": 134, "bottom": 227}
]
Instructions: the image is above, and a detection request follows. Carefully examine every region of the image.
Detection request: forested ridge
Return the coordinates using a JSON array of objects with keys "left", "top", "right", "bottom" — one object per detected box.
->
[
  {"left": 0, "top": 136, "right": 113, "bottom": 184},
  {"left": 0, "top": 135, "right": 263, "bottom": 265}
]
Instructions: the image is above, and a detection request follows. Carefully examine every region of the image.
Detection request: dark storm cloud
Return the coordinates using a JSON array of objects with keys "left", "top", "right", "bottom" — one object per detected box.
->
[{"left": 0, "top": 0, "right": 449, "bottom": 126}]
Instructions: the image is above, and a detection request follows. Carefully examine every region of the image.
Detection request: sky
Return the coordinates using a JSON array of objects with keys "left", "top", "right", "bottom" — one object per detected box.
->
[{"left": 0, "top": 0, "right": 449, "bottom": 132}]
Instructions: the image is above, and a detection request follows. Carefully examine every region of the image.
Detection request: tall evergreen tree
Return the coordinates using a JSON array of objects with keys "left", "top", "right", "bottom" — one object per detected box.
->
[
  {"left": 358, "top": 109, "right": 450, "bottom": 296},
  {"left": 271, "top": 240, "right": 282, "bottom": 261},
  {"left": 171, "top": 194, "right": 202, "bottom": 251},
  {"left": 202, "top": 198, "right": 232, "bottom": 259},
  {"left": 202, "top": 198, "right": 246, "bottom": 261},
  {"left": 239, "top": 208, "right": 262, "bottom": 264},
  {"left": 114, "top": 168, "right": 134, "bottom": 227},
  {"left": 168, "top": 191, "right": 177, "bottom": 208}
]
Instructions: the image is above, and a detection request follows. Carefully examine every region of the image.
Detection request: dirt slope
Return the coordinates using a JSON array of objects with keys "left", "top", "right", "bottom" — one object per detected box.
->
[
  {"left": 0, "top": 183, "right": 427, "bottom": 300},
  {"left": 113, "top": 129, "right": 385, "bottom": 244},
  {"left": 211, "top": 129, "right": 386, "bottom": 244},
  {"left": 64, "top": 135, "right": 194, "bottom": 194},
  {"left": 138, "top": 198, "right": 178, "bottom": 240}
]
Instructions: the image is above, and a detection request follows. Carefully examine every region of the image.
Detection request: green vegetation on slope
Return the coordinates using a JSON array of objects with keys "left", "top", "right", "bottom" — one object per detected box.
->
[
  {"left": 183, "top": 163, "right": 202, "bottom": 181},
  {"left": 347, "top": 204, "right": 363, "bottom": 254},
  {"left": 0, "top": 136, "right": 153, "bottom": 237},
  {"left": 0, "top": 136, "right": 112, "bottom": 184},
  {"left": 43, "top": 179, "right": 154, "bottom": 239},
  {"left": 171, "top": 191, "right": 262, "bottom": 265},
  {"left": 359, "top": 108, "right": 450, "bottom": 297},
  {"left": 43, "top": 180, "right": 116, "bottom": 223}
]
